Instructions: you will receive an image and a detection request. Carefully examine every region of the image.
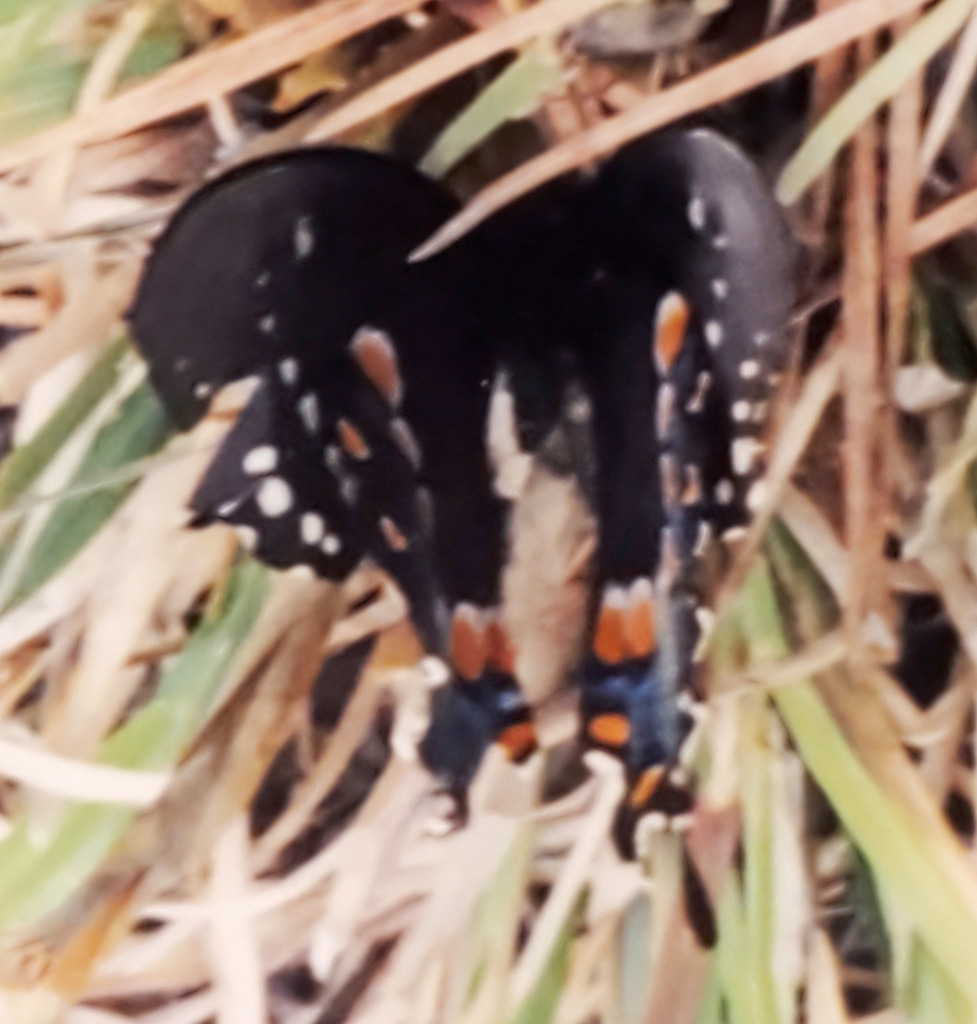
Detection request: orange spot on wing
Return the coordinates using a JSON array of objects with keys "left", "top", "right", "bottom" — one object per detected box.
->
[
  {"left": 623, "top": 594, "right": 656, "bottom": 659},
  {"left": 593, "top": 602, "right": 627, "bottom": 665},
  {"left": 350, "top": 328, "right": 402, "bottom": 406},
  {"left": 485, "top": 618, "right": 516, "bottom": 674},
  {"left": 379, "top": 515, "right": 408, "bottom": 552},
  {"left": 654, "top": 291, "right": 690, "bottom": 374},
  {"left": 450, "top": 607, "right": 487, "bottom": 680},
  {"left": 629, "top": 765, "right": 665, "bottom": 809},
  {"left": 588, "top": 712, "right": 631, "bottom": 748},
  {"left": 497, "top": 721, "right": 536, "bottom": 762},
  {"left": 680, "top": 465, "right": 702, "bottom": 506},
  {"left": 337, "top": 418, "right": 371, "bottom": 459}
]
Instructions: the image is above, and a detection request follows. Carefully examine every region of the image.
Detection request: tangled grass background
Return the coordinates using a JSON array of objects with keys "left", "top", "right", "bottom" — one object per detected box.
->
[{"left": 0, "top": 1, "right": 977, "bottom": 1023}]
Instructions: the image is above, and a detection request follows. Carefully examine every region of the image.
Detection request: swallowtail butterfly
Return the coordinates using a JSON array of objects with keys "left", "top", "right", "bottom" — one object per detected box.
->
[{"left": 130, "top": 129, "right": 794, "bottom": 872}]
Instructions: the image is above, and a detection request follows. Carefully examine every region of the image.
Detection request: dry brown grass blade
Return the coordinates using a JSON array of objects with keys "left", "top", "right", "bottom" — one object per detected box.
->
[
  {"left": 840, "top": 43, "right": 883, "bottom": 651},
  {"left": 36, "top": 0, "right": 169, "bottom": 220},
  {"left": 132, "top": 574, "right": 340, "bottom": 893},
  {"left": 884, "top": 20, "right": 921, "bottom": 370},
  {"left": 0, "top": 0, "right": 425, "bottom": 174},
  {"left": 0, "top": 253, "right": 138, "bottom": 408},
  {"left": 919, "top": 1, "right": 977, "bottom": 174},
  {"left": 777, "top": 484, "right": 849, "bottom": 600},
  {"left": 251, "top": 642, "right": 389, "bottom": 868},
  {"left": 303, "top": 0, "right": 620, "bottom": 143},
  {"left": 802, "top": 0, "right": 857, "bottom": 247},
  {"left": 206, "top": 818, "right": 267, "bottom": 1024},
  {"left": 910, "top": 184, "right": 977, "bottom": 253},
  {"left": 43, "top": 433, "right": 238, "bottom": 760},
  {"left": 806, "top": 929, "right": 851, "bottom": 1024},
  {"left": 411, "top": 0, "right": 930, "bottom": 259}
]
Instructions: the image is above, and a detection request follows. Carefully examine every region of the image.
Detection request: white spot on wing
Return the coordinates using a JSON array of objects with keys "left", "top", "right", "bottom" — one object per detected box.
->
[
  {"left": 294, "top": 216, "right": 314, "bottom": 260},
  {"left": 242, "top": 445, "right": 278, "bottom": 475},
  {"left": 731, "top": 437, "right": 764, "bottom": 476},
  {"left": 193, "top": 382, "right": 213, "bottom": 400},
  {"left": 340, "top": 476, "right": 359, "bottom": 505},
  {"left": 602, "top": 583, "right": 628, "bottom": 609},
  {"left": 301, "top": 512, "right": 325, "bottom": 545},
  {"left": 694, "top": 521, "right": 712, "bottom": 557},
  {"left": 278, "top": 358, "right": 299, "bottom": 385},
  {"left": 259, "top": 314, "right": 275, "bottom": 335},
  {"left": 687, "top": 195, "right": 706, "bottom": 231},
  {"left": 567, "top": 394, "right": 592, "bottom": 424},
  {"left": 298, "top": 392, "right": 320, "bottom": 434},
  {"left": 747, "top": 479, "right": 768, "bottom": 512},
  {"left": 731, "top": 400, "right": 751, "bottom": 423},
  {"left": 256, "top": 476, "right": 293, "bottom": 517},
  {"left": 322, "top": 534, "right": 342, "bottom": 555},
  {"left": 416, "top": 486, "right": 434, "bottom": 534},
  {"left": 390, "top": 417, "right": 422, "bottom": 469},
  {"left": 715, "top": 478, "right": 735, "bottom": 505},
  {"left": 686, "top": 371, "right": 711, "bottom": 414},
  {"left": 739, "top": 360, "right": 761, "bottom": 380},
  {"left": 704, "top": 320, "right": 724, "bottom": 348},
  {"left": 711, "top": 279, "right": 729, "bottom": 299}
]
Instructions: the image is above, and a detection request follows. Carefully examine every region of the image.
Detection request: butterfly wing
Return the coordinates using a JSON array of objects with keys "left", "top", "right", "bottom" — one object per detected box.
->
[
  {"left": 129, "top": 148, "right": 458, "bottom": 430},
  {"left": 130, "top": 148, "right": 516, "bottom": 652},
  {"left": 572, "top": 128, "right": 795, "bottom": 830}
]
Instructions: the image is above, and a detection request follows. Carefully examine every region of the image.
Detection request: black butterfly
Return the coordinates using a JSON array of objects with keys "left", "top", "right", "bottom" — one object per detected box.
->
[{"left": 130, "top": 131, "right": 794, "bottom": 871}]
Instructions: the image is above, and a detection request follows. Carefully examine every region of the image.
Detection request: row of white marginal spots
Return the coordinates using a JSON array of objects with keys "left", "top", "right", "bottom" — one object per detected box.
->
[
  {"left": 254, "top": 207, "right": 418, "bottom": 559},
  {"left": 680, "top": 193, "right": 772, "bottom": 498}
]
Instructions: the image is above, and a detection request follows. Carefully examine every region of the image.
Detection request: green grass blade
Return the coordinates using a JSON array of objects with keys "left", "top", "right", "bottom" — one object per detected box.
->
[
  {"left": 738, "top": 692, "right": 782, "bottom": 1024},
  {"left": 119, "top": 2, "right": 185, "bottom": 84},
  {"left": 618, "top": 894, "right": 654, "bottom": 1024},
  {"left": 906, "top": 938, "right": 971, "bottom": 1024},
  {"left": 0, "top": 338, "right": 129, "bottom": 511},
  {"left": 777, "top": 0, "right": 977, "bottom": 204},
  {"left": 509, "top": 888, "right": 586, "bottom": 1024},
  {"left": 715, "top": 873, "right": 753, "bottom": 1024},
  {"left": 0, "top": 0, "right": 186, "bottom": 142},
  {"left": 0, "top": 558, "right": 270, "bottom": 930},
  {"left": 694, "top": 954, "right": 723, "bottom": 1024},
  {"left": 419, "top": 47, "right": 563, "bottom": 178},
  {"left": 11, "top": 381, "right": 172, "bottom": 602},
  {"left": 739, "top": 558, "right": 977, "bottom": 1017}
]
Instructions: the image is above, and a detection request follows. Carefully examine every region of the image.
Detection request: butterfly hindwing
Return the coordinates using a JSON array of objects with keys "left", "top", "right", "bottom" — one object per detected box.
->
[{"left": 190, "top": 375, "right": 368, "bottom": 579}]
